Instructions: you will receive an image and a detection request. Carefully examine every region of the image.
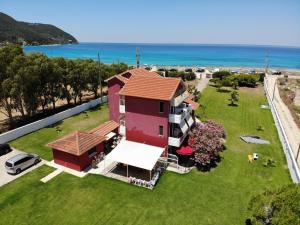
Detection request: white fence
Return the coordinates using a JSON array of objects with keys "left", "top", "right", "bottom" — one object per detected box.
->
[
  {"left": 264, "top": 78, "right": 300, "bottom": 183},
  {"left": 0, "top": 96, "right": 107, "bottom": 144}
]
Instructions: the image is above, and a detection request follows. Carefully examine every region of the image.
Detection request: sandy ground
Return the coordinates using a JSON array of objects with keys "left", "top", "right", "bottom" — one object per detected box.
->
[{"left": 266, "top": 75, "right": 300, "bottom": 166}]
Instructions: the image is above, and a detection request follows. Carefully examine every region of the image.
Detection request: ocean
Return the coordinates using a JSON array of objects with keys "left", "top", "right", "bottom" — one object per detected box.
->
[{"left": 24, "top": 43, "right": 300, "bottom": 69}]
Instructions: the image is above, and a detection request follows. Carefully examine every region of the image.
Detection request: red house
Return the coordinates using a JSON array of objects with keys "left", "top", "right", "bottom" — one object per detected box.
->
[
  {"left": 107, "top": 68, "right": 199, "bottom": 155},
  {"left": 47, "top": 131, "right": 106, "bottom": 171}
]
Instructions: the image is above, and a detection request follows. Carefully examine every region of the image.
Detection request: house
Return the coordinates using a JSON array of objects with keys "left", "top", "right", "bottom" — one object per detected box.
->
[
  {"left": 47, "top": 120, "right": 119, "bottom": 171},
  {"left": 107, "top": 68, "right": 199, "bottom": 155}
]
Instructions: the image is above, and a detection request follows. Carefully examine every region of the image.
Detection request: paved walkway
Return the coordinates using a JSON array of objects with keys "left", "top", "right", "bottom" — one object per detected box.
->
[
  {"left": 196, "top": 77, "right": 210, "bottom": 92},
  {"left": 266, "top": 75, "right": 300, "bottom": 166},
  {"left": 45, "top": 160, "right": 87, "bottom": 178},
  {"left": 40, "top": 168, "right": 63, "bottom": 183}
]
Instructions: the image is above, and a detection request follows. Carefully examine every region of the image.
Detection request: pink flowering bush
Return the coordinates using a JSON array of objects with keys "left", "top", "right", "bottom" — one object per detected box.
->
[{"left": 188, "top": 120, "right": 226, "bottom": 170}]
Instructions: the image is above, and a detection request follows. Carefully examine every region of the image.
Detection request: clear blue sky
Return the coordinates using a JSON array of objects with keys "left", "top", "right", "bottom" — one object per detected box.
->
[{"left": 1, "top": 0, "right": 300, "bottom": 46}]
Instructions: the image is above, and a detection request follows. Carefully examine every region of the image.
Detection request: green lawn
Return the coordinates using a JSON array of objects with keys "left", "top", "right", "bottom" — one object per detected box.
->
[
  {"left": 0, "top": 86, "right": 291, "bottom": 225},
  {"left": 10, "top": 104, "right": 109, "bottom": 160}
]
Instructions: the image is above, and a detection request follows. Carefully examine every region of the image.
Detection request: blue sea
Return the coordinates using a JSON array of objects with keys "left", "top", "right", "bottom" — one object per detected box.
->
[{"left": 24, "top": 43, "right": 300, "bottom": 69}]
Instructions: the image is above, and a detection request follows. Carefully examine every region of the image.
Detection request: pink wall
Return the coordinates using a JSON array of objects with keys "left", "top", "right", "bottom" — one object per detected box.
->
[
  {"left": 108, "top": 78, "right": 124, "bottom": 122},
  {"left": 125, "top": 96, "right": 170, "bottom": 148},
  {"left": 53, "top": 143, "right": 104, "bottom": 171}
]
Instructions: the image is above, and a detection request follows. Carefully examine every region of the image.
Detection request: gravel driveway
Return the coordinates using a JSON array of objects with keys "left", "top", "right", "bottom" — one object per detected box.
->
[{"left": 0, "top": 148, "right": 44, "bottom": 187}]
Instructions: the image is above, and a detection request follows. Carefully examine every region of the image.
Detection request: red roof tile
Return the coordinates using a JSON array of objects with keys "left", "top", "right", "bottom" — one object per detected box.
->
[
  {"left": 185, "top": 95, "right": 200, "bottom": 110},
  {"left": 47, "top": 131, "right": 105, "bottom": 156},
  {"left": 105, "top": 68, "right": 161, "bottom": 83},
  {"left": 89, "top": 120, "right": 119, "bottom": 137},
  {"left": 119, "top": 75, "right": 182, "bottom": 101}
]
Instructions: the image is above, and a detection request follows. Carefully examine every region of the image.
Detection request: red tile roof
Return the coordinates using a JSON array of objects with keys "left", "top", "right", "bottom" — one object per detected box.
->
[
  {"left": 89, "top": 120, "right": 119, "bottom": 137},
  {"left": 185, "top": 95, "right": 200, "bottom": 110},
  {"left": 119, "top": 75, "right": 182, "bottom": 101},
  {"left": 47, "top": 131, "right": 105, "bottom": 156},
  {"left": 105, "top": 68, "right": 161, "bottom": 83}
]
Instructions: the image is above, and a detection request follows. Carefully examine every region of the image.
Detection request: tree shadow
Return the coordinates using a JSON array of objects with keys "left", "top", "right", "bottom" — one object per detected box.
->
[
  {"left": 228, "top": 103, "right": 238, "bottom": 107},
  {"left": 217, "top": 89, "right": 231, "bottom": 93}
]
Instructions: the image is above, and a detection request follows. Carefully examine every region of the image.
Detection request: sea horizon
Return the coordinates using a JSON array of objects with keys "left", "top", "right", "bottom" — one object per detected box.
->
[{"left": 24, "top": 42, "right": 300, "bottom": 69}]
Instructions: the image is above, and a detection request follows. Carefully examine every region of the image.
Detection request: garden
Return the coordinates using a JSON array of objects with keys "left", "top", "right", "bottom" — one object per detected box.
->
[{"left": 0, "top": 85, "right": 293, "bottom": 225}]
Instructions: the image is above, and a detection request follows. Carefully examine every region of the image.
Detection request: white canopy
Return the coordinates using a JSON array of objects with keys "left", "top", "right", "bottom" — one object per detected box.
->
[{"left": 105, "top": 140, "right": 164, "bottom": 171}]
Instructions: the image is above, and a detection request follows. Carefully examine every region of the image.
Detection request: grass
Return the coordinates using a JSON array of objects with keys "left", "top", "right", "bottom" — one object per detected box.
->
[
  {"left": 10, "top": 104, "right": 109, "bottom": 160},
  {"left": 0, "top": 86, "right": 291, "bottom": 225}
]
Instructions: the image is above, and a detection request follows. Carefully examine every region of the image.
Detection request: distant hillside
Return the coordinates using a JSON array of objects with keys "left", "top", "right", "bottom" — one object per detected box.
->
[{"left": 0, "top": 12, "right": 78, "bottom": 45}]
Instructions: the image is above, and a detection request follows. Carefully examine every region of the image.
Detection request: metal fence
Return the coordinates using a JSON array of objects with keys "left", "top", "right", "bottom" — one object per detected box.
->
[
  {"left": 264, "top": 78, "right": 300, "bottom": 183},
  {"left": 0, "top": 96, "right": 107, "bottom": 144}
]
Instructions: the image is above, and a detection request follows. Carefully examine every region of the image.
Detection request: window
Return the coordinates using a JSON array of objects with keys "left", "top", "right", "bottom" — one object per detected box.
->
[
  {"left": 159, "top": 125, "right": 164, "bottom": 136},
  {"left": 88, "top": 147, "right": 97, "bottom": 157},
  {"left": 159, "top": 101, "right": 164, "bottom": 113}
]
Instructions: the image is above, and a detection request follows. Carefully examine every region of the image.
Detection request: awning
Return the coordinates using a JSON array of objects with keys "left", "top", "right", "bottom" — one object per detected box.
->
[{"left": 105, "top": 140, "right": 165, "bottom": 171}]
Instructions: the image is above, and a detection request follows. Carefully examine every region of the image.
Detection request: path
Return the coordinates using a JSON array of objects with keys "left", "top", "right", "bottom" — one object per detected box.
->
[
  {"left": 196, "top": 77, "right": 210, "bottom": 92},
  {"left": 265, "top": 75, "right": 300, "bottom": 166}
]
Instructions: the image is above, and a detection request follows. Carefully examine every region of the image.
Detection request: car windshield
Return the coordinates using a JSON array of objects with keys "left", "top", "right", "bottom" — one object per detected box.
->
[{"left": 5, "top": 161, "right": 12, "bottom": 167}]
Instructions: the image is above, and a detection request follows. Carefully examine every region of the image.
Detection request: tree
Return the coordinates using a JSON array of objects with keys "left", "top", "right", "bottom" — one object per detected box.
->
[
  {"left": 188, "top": 121, "right": 225, "bottom": 170},
  {"left": 248, "top": 184, "right": 300, "bottom": 225},
  {"left": 212, "top": 71, "right": 231, "bottom": 80},
  {"left": 229, "top": 90, "right": 239, "bottom": 106},
  {"left": 0, "top": 44, "right": 23, "bottom": 125}
]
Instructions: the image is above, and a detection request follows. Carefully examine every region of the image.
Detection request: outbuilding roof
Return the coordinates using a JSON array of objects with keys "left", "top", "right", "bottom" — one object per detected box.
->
[
  {"left": 47, "top": 131, "right": 106, "bottom": 156},
  {"left": 89, "top": 120, "right": 119, "bottom": 137},
  {"left": 119, "top": 75, "right": 181, "bottom": 101}
]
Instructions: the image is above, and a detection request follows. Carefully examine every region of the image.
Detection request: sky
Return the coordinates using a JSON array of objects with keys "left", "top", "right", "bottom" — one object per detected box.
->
[{"left": 1, "top": 0, "right": 300, "bottom": 46}]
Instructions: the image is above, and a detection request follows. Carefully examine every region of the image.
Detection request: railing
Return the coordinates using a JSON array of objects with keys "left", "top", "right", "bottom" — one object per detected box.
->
[
  {"left": 171, "top": 90, "right": 190, "bottom": 107},
  {"left": 264, "top": 77, "right": 300, "bottom": 183}
]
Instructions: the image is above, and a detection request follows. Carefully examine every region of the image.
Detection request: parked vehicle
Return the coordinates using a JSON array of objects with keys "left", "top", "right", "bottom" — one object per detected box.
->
[
  {"left": 0, "top": 143, "right": 11, "bottom": 156},
  {"left": 5, "top": 153, "right": 41, "bottom": 174}
]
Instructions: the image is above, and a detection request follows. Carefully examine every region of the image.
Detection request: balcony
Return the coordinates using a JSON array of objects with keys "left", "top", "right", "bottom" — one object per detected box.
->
[
  {"left": 168, "top": 131, "right": 188, "bottom": 147},
  {"left": 171, "top": 90, "right": 190, "bottom": 107},
  {"left": 119, "top": 104, "right": 125, "bottom": 113},
  {"left": 169, "top": 103, "right": 192, "bottom": 124},
  {"left": 119, "top": 124, "right": 126, "bottom": 136}
]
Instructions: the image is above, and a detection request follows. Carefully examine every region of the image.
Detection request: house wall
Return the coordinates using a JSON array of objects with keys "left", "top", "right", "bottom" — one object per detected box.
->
[
  {"left": 52, "top": 142, "right": 104, "bottom": 171},
  {"left": 125, "top": 96, "right": 170, "bottom": 148},
  {"left": 108, "top": 78, "right": 124, "bottom": 122}
]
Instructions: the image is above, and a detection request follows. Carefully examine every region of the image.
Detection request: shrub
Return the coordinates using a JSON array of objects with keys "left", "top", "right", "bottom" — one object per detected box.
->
[
  {"left": 212, "top": 71, "right": 231, "bottom": 80},
  {"left": 188, "top": 121, "right": 225, "bottom": 170},
  {"left": 230, "top": 74, "right": 258, "bottom": 87}
]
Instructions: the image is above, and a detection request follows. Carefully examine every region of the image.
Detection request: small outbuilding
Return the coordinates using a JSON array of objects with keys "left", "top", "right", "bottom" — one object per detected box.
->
[{"left": 47, "top": 131, "right": 106, "bottom": 171}]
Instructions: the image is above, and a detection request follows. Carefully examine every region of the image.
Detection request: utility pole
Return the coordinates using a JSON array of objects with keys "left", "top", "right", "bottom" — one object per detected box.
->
[
  {"left": 136, "top": 47, "right": 140, "bottom": 68},
  {"left": 265, "top": 50, "right": 269, "bottom": 75},
  {"left": 97, "top": 53, "right": 102, "bottom": 101}
]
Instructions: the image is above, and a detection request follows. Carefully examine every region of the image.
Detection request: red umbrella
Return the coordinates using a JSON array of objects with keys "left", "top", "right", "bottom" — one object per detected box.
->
[{"left": 176, "top": 146, "right": 193, "bottom": 155}]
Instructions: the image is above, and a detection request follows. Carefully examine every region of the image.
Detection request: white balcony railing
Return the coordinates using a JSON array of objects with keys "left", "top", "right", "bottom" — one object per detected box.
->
[
  {"left": 171, "top": 90, "right": 190, "bottom": 107},
  {"left": 169, "top": 103, "right": 192, "bottom": 124},
  {"left": 119, "top": 104, "right": 125, "bottom": 113},
  {"left": 168, "top": 131, "right": 188, "bottom": 147},
  {"left": 119, "top": 124, "right": 126, "bottom": 136}
]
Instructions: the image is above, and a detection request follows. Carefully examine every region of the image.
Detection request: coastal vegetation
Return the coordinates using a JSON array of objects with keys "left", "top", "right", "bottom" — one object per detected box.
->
[
  {"left": 211, "top": 70, "right": 262, "bottom": 89},
  {"left": 248, "top": 184, "right": 300, "bottom": 225},
  {"left": 0, "top": 12, "right": 77, "bottom": 45},
  {"left": 0, "top": 85, "right": 291, "bottom": 225},
  {"left": 0, "top": 44, "right": 128, "bottom": 129}
]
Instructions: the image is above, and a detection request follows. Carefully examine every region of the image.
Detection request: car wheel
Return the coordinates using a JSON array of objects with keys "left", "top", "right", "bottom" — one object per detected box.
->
[
  {"left": 16, "top": 168, "right": 21, "bottom": 174},
  {"left": 34, "top": 159, "right": 40, "bottom": 165}
]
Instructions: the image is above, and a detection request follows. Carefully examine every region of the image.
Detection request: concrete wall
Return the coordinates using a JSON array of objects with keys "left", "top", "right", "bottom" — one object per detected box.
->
[
  {"left": 0, "top": 96, "right": 107, "bottom": 144},
  {"left": 125, "top": 96, "right": 169, "bottom": 148}
]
